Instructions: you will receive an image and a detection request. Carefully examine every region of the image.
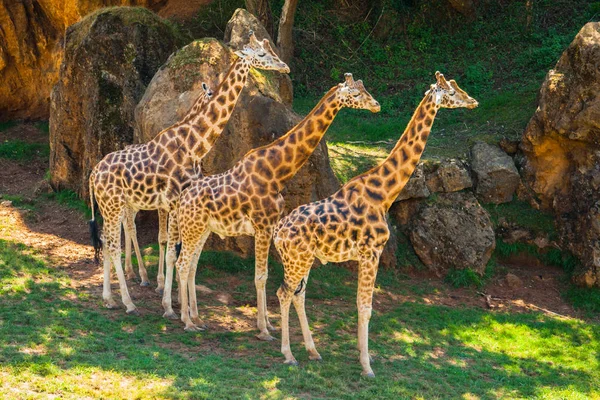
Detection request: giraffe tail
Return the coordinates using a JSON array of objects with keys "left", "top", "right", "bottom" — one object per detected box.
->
[{"left": 88, "top": 173, "right": 102, "bottom": 264}]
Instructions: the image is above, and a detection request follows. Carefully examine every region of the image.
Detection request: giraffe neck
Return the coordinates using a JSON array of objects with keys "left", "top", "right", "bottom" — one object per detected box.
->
[
  {"left": 353, "top": 92, "right": 439, "bottom": 211},
  {"left": 154, "top": 56, "right": 252, "bottom": 161},
  {"left": 249, "top": 86, "right": 341, "bottom": 188}
]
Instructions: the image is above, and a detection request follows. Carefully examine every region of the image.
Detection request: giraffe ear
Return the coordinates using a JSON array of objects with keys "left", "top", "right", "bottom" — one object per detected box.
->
[{"left": 248, "top": 30, "right": 259, "bottom": 47}]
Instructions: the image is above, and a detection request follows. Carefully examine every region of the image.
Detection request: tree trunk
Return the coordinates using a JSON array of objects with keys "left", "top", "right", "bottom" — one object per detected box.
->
[
  {"left": 245, "top": 0, "right": 274, "bottom": 38},
  {"left": 276, "top": 0, "right": 299, "bottom": 65}
]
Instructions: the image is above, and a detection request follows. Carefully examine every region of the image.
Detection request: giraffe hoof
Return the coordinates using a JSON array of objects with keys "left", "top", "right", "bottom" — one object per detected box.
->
[
  {"left": 126, "top": 308, "right": 140, "bottom": 316},
  {"left": 361, "top": 371, "right": 376, "bottom": 378},
  {"left": 191, "top": 319, "right": 208, "bottom": 329},
  {"left": 105, "top": 302, "right": 118, "bottom": 310},
  {"left": 256, "top": 332, "right": 275, "bottom": 342},
  {"left": 267, "top": 324, "right": 276, "bottom": 332},
  {"left": 163, "top": 311, "right": 178, "bottom": 320},
  {"left": 140, "top": 281, "right": 150, "bottom": 287},
  {"left": 184, "top": 325, "right": 205, "bottom": 332},
  {"left": 309, "top": 354, "right": 322, "bottom": 362},
  {"left": 155, "top": 287, "right": 164, "bottom": 295},
  {"left": 284, "top": 359, "right": 299, "bottom": 367}
]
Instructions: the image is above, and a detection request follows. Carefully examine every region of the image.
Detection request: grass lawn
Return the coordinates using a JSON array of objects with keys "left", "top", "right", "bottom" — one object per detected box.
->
[{"left": 1, "top": 239, "right": 599, "bottom": 399}]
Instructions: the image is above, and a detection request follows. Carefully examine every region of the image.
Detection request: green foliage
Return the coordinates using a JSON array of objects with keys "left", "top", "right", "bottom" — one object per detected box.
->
[
  {"left": 184, "top": 0, "right": 245, "bottom": 38},
  {"left": 0, "top": 139, "right": 49, "bottom": 162},
  {"left": 445, "top": 268, "right": 482, "bottom": 288},
  {"left": 286, "top": 0, "right": 596, "bottom": 168}
]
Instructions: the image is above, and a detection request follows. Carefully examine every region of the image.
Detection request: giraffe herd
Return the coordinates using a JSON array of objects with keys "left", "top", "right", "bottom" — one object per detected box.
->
[{"left": 89, "top": 32, "right": 478, "bottom": 377}]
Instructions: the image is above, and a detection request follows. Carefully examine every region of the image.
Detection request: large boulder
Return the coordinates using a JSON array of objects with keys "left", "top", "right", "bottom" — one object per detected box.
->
[
  {"left": 134, "top": 9, "right": 340, "bottom": 256},
  {"left": 49, "top": 7, "right": 182, "bottom": 196},
  {"left": 0, "top": 1, "right": 168, "bottom": 122},
  {"left": 471, "top": 142, "right": 520, "bottom": 204},
  {"left": 520, "top": 22, "right": 600, "bottom": 286},
  {"left": 409, "top": 192, "right": 495, "bottom": 275}
]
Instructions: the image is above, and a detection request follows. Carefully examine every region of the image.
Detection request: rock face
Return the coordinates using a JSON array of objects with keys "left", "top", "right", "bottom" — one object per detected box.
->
[
  {"left": 49, "top": 7, "right": 181, "bottom": 196},
  {"left": 409, "top": 192, "right": 495, "bottom": 275},
  {"left": 471, "top": 142, "right": 520, "bottom": 204},
  {"left": 425, "top": 158, "right": 472, "bottom": 193},
  {"left": 134, "top": 9, "right": 340, "bottom": 256},
  {"left": 520, "top": 22, "right": 600, "bottom": 287},
  {"left": 395, "top": 163, "right": 430, "bottom": 201},
  {"left": 0, "top": 0, "right": 165, "bottom": 121}
]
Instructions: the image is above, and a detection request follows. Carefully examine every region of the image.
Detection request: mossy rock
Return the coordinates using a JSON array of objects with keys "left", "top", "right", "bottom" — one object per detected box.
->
[{"left": 50, "top": 6, "right": 182, "bottom": 197}]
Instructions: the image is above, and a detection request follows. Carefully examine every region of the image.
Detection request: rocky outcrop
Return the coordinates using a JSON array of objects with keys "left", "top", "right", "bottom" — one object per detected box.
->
[
  {"left": 409, "top": 192, "right": 495, "bottom": 275},
  {"left": 0, "top": 1, "right": 170, "bottom": 121},
  {"left": 134, "top": 9, "right": 339, "bottom": 256},
  {"left": 471, "top": 142, "right": 520, "bottom": 204},
  {"left": 49, "top": 7, "right": 181, "bottom": 196},
  {"left": 520, "top": 22, "right": 600, "bottom": 287}
]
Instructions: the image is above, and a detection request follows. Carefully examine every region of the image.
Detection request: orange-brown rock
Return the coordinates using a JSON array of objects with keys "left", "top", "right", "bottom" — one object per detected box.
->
[
  {"left": 0, "top": 0, "right": 206, "bottom": 122},
  {"left": 520, "top": 22, "right": 600, "bottom": 287}
]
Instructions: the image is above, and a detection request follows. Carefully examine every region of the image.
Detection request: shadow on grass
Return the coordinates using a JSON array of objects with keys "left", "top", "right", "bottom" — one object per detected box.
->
[{"left": 1, "top": 239, "right": 599, "bottom": 398}]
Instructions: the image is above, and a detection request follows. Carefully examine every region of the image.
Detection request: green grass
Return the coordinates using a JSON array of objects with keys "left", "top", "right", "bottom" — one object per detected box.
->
[
  {"left": 483, "top": 199, "right": 557, "bottom": 239},
  {"left": 0, "top": 139, "right": 49, "bottom": 162},
  {"left": 2, "top": 239, "right": 599, "bottom": 398}
]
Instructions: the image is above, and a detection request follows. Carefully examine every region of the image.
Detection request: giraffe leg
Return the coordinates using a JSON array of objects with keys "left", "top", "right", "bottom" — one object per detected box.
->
[
  {"left": 161, "top": 211, "right": 180, "bottom": 319},
  {"left": 189, "top": 231, "right": 210, "bottom": 329},
  {"left": 277, "top": 258, "right": 313, "bottom": 366},
  {"left": 254, "top": 229, "right": 274, "bottom": 341},
  {"left": 277, "top": 284, "right": 297, "bottom": 365},
  {"left": 356, "top": 252, "right": 379, "bottom": 377},
  {"left": 291, "top": 272, "right": 321, "bottom": 361},
  {"left": 130, "top": 213, "right": 149, "bottom": 286},
  {"left": 155, "top": 209, "right": 168, "bottom": 294},
  {"left": 123, "top": 211, "right": 136, "bottom": 281},
  {"left": 104, "top": 216, "right": 138, "bottom": 315},
  {"left": 102, "top": 238, "right": 118, "bottom": 309}
]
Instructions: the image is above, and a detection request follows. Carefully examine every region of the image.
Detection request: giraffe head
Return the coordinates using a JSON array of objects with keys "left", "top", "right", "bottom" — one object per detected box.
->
[
  {"left": 235, "top": 31, "right": 290, "bottom": 73},
  {"left": 335, "top": 73, "right": 381, "bottom": 113},
  {"left": 428, "top": 71, "right": 479, "bottom": 109}
]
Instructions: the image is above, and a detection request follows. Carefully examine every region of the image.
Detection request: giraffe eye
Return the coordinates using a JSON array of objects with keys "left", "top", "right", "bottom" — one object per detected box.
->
[
  {"left": 449, "top": 90, "right": 456, "bottom": 96},
  {"left": 258, "top": 52, "right": 266, "bottom": 57}
]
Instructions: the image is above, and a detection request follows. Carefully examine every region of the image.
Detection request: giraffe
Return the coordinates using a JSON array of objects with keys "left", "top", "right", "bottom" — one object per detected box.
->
[
  {"left": 89, "top": 32, "right": 289, "bottom": 314},
  {"left": 162, "top": 73, "right": 381, "bottom": 338},
  {"left": 273, "top": 72, "right": 478, "bottom": 376},
  {"left": 120, "top": 82, "right": 212, "bottom": 288}
]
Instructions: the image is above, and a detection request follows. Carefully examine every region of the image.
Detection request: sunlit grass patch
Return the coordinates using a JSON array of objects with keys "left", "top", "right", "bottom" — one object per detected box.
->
[
  {"left": 327, "top": 141, "right": 387, "bottom": 183},
  {"left": 1, "top": 239, "right": 599, "bottom": 399}
]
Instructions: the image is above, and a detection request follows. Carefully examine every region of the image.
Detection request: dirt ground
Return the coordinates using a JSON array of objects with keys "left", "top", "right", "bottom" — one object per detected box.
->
[{"left": 0, "top": 124, "right": 583, "bottom": 332}]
